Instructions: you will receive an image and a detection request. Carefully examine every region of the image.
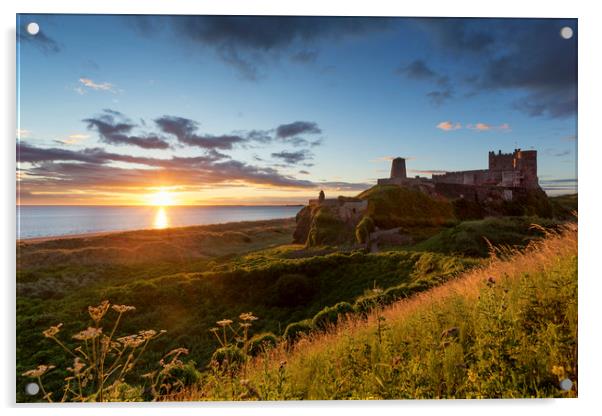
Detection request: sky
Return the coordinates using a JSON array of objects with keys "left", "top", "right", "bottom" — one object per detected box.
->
[{"left": 16, "top": 15, "right": 578, "bottom": 205}]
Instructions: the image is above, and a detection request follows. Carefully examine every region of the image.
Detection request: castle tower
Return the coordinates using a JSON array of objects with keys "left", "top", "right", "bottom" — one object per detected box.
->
[
  {"left": 390, "top": 157, "right": 407, "bottom": 179},
  {"left": 514, "top": 150, "right": 538, "bottom": 188}
]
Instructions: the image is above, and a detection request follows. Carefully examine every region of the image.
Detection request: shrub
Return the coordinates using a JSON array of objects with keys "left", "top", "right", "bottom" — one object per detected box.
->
[
  {"left": 312, "top": 302, "right": 354, "bottom": 330},
  {"left": 274, "top": 274, "right": 314, "bottom": 306},
  {"left": 248, "top": 333, "right": 278, "bottom": 356},
  {"left": 283, "top": 320, "right": 313, "bottom": 342},
  {"left": 211, "top": 346, "right": 246, "bottom": 368}
]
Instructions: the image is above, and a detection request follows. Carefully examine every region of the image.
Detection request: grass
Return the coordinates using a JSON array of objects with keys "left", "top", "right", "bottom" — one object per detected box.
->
[
  {"left": 17, "top": 210, "right": 577, "bottom": 401},
  {"left": 16, "top": 218, "right": 476, "bottom": 402},
  {"left": 174, "top": 220, "right": 577, "bottom": 400}
]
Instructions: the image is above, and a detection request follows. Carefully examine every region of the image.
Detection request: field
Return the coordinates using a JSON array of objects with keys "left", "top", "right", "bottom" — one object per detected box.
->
[{"left": 16, "top": 197, "right": 577, "bottom": 402}]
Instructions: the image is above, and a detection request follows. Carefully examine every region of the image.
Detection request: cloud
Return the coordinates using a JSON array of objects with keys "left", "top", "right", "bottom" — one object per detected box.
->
[
  {"left": 466, "top": 122, "right": 511, "bottom": 132},
  {"left": 409, "top": 169, "right": 448, "bottom": 175},
  {"left": 396, "top": 60, "right": 454, "bottom": 106},
  {"left": 158, "top": 16, "right": 391, "bottom": 79},
  {"left": 54, "top": 133, "right": 89, "bottom": 145},
  {"left": 276, "top": 121, "right": 322, "bottom": 138},
  {"left": 436, "top": 121, "right": 462, "bottom": 131},
  {"left": 17, "top": 142, "right": 316, "bottom": 192},
  {"left": 271, "top": 150, "right": 313, "bottom": 165},
  {"left": 421, "top": 19, "right": 577, "bottom": 118},
  {"left": 17, "top": 129, "right": 32, "bottom": 138},
  {"left": 78, "top": 78, "right": 116, "bottom": 93},
  {"left": 155, "top": 115, "right": 246, "bottom": 150},
  {"left": 84, "top": 110, "right": 171, "bottom": 149},
  {"left": 397, "top": 60, "right": 437, "bottom": 79},
  {"left": 544, "top": 148, "right": 571, "bottom": 157}
]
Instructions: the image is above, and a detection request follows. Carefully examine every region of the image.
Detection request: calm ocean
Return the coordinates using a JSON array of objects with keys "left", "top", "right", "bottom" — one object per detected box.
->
[{"left": 17, "top": 205, "right": 303, "bottom": 239}]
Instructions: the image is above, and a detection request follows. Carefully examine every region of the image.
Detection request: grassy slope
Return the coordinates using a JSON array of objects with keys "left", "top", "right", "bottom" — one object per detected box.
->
[
  {"left": 179, "top": 222, "right": 577, "bottom": 400},
  {"left": 16, "top": 219, "right": 475, "bottom": 401}
]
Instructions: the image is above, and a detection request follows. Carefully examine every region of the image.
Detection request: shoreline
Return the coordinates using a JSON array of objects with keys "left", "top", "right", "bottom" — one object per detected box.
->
[{"left": 18, "top": 216, "right": 297, "bottom": 244}]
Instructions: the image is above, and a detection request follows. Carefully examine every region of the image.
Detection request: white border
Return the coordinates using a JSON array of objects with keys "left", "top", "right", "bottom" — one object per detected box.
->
[{"left": 2, "top": 1, "right": 600, "bottom": 415}]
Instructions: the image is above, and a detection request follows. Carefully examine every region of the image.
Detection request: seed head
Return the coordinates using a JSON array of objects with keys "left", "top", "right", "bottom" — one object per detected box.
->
[
  {"left": 22, "top": 364, "right": 55, "bottom": 378},
  {"left": 42, "top": 323, "right": 63, "bottom": 338},
  {"left": 88, "top": 300, "right": 110, "bottom": 323},
  {"left": 217, "top": 319, "right": 233, "bottom": 327},
  {"left": 111, "top": 304, "right": 136, "bottom": 314},
  {"left": 72, "top": 327, "right": 103, "bottom": 341},
  {"left": 239, "top": 312, "right": 258, "bottom": 322}
]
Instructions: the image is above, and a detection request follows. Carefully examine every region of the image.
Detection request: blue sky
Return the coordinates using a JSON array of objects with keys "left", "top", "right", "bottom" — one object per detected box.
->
[{"left": 16, "top": 15, "right": 577, "bottom": 204}]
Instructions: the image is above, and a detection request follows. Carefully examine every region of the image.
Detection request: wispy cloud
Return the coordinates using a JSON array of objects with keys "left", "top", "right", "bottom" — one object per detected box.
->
[
  {"left": 54, "top": 134, "right": 90, "bottom": 146},
  {"left": 77, "top": 78, "right": 117, "bottom": 94},
  {"left": 436, "top": 121, "right": 462, "bottom": 131},
  {"left": 437, "top": 121, "right": 510, "bottom": 132},
  {"left": 17, "top": 129, "right": 32, "bottom": 139}
]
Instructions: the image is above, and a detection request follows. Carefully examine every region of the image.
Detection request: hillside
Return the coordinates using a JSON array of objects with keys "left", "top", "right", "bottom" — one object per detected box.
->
[{"left": 176, "top": 220, "right": 577, "bottom": 400}]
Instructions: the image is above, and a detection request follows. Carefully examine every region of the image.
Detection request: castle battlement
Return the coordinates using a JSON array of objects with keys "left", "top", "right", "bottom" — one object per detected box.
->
[{"left": 378, "top": 149, "right": 539, "bottom": 190}]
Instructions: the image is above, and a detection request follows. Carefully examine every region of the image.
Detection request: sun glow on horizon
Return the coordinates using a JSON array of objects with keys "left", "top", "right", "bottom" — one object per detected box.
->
[{"left": 149, "top": 189, "right": 175, "bottom": 206}]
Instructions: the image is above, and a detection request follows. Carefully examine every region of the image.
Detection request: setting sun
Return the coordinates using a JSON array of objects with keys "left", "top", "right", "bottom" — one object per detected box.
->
[{"left": 149, "top": 189, "right": 174, "bottom": 206}]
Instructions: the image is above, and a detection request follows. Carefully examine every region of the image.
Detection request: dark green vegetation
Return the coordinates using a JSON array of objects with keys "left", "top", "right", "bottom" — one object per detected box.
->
[
  {"left": 17, "top": 193, "right": 576, "bottom": 401},
  {"left": 17, "top": 218, "right": 476, "bottom": 401},
  {"left": 186, "top": 222, "right": 576, "bottom": 400}
]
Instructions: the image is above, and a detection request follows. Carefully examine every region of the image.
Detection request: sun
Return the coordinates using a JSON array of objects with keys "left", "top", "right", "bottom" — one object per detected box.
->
[{"left": 149, "top": 189, "right": 174, "bottom": 206}]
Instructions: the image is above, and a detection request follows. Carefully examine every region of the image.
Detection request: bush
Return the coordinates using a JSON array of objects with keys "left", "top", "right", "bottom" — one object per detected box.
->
[
  {"left": 312, "top": 302, "right": 354, "bottom": 330},
  {"left": 211, "top": 346, "right": 246, "bottom": 368},
  {"left": 248, "top": 333, "right": 278, "bottom": 356},
  {"left": 283, "top": 320, "right": 313, "bottom": 342},
  {"left": 274, "top": 274, "right": 314, "bottom": 306}
]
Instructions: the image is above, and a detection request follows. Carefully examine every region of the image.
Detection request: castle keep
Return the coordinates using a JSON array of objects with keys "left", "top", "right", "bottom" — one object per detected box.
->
[{"left": 378, "top": 149, "right": 539, "bottom": 190}]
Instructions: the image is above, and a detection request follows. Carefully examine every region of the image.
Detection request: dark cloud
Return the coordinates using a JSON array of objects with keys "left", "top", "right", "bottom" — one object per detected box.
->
[
  {"left": 17, "top": 24, "right": 60, "bottom": 54},
  {"left": 84, "top": 110, "right": 170, "bottom": 149},
  {"left": 397, "top": 60, "right": 437, "bottom": 80},
  {"left": 276, "top": 121, "right": 322, "bottom": 139},
  {"left": 418, "top": 18, "right": 577, "bottom": 118},
  {"left": 164, "top": 16, "right": 391, "bottom": 79},
  {"left": 155, "top": 115, "right": 246, "bottom": 149},
  {"left": 396, "top": 60, "right": 454, "bottom": 106},
  {"left": 18, "top": 142, "right": 315, "bottom": 191},
  {"left": 271, "top": 150, "right": 313, "bottom": 165}
]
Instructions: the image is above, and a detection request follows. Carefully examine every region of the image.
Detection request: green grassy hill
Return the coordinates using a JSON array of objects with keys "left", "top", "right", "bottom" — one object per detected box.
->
[{"left": 177, "top": 221, "right": 577, "bottom": 400}]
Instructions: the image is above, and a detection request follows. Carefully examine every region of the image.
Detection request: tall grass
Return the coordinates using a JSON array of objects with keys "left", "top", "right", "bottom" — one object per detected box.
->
[{"left": 175, "top": 221, "right": 577, "bottom": 400}]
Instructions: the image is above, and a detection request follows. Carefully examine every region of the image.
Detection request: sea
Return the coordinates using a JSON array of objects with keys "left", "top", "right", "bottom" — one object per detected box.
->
[{"left": 17, "top": 205, "right": 303, "bottom": 240}]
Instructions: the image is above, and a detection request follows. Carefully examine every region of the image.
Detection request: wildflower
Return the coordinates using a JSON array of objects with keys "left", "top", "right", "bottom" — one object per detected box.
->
[
  {"left": 72, "top": 327, "right": 102, "bottom": 341},
  {"left": 217, "top": 319, "right": 233, "bottom": 327},
  {"left": 552, "top": 365, "right": 566, "bottom": 379},
  {"left": 467, "top": 369, "right": 478, "bottom": 383},
  {"left": 42, "top": 323, "right": 63, "bottom": 338},
  {"left": 239, "top": 312, "right": 258, "bottom": 322},
  {"left": 139, "top": 329, "right": 158, "bottom": 340},
  {"left": 111, "top": 304, "right": 136, "bottom": 314},
  {"left": 117, "top": 335, "right": 145, "bottom": 348},
  {"left": 209, "top": 327, "right": 220, "bottom": 334},
  {"left": 88, "top": 300, "right": 110, "bottom": 323},
  {"left": 22, "top": 364, "right": 55, "bottom": 378},
  {"left": 239, "top": 323, "right": 252, "bottom": 329},
  {"left": 67, "top": 358, "right": 85, "bottom": 375}
]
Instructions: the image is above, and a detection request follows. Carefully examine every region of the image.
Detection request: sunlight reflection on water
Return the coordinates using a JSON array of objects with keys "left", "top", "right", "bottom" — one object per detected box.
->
[{"left": 153, "top": 207, "right": 169, "bottom": 229}]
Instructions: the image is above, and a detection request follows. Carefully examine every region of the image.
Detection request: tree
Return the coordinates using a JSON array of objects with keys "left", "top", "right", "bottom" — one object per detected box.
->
[{"left": 318, "top": 190, "right": 325, "bottom": 203}]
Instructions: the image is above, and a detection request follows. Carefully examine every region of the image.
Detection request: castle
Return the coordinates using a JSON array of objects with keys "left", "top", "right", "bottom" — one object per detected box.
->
[
  {"left": 306, "top": 149, "right": 539, "bottom": 216},
  {"left": 378, "top": 149, "right": 539, "bottom": 190}
]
